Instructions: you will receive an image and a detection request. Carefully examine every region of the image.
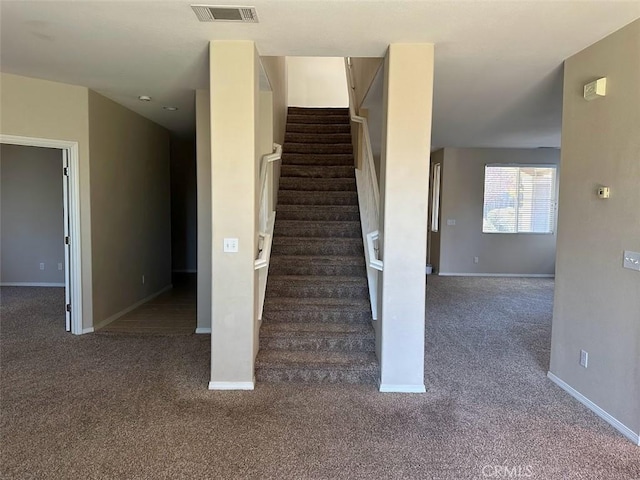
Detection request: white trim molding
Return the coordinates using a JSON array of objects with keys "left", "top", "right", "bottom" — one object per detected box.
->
[
  {"left": 0, "top": 134, "right": 84, "bottom": 335},
  {"left": 379, "top": 383, "right": 427, "bottom": 393},
  {"left": 0, "top": 282, "right": 65, "bottom": 287},
  {"left": 195, "top": 327, "right": 211, "bottom": 334},
  {"left": 92, "top": 284, "right": 173, "bottom": 331},
  {"left": 82, "top": 327, "right": 95, "bottom": 334},
  {"left": 547, "top": 372, "right": 640, "bottom": 445},
  {"left": 438, "top": 273, "right": 555, "bottom": 278},
  {"left": 208, "top": 380, "right": 255, "bottom": 391}
]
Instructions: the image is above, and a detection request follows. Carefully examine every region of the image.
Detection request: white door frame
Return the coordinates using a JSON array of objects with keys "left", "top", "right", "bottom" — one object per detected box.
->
[{"left": 0, "top": 134, "right": 83, "bottom": 335}]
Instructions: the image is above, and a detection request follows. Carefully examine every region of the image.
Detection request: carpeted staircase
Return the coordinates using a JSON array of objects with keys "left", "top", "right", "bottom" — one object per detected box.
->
[{"left": 255, "top": 107, "right": 379, "bottom": 384}]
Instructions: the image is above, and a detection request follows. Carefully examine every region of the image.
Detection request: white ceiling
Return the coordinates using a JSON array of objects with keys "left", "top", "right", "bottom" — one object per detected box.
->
[{"left": 1, "top": 1, "right": 639, "bottom": 147}]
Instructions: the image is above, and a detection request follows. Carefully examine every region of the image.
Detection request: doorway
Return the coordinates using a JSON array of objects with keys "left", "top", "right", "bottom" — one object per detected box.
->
[{"left": 0, "top": 135, "right": 83, "bottom": 334}]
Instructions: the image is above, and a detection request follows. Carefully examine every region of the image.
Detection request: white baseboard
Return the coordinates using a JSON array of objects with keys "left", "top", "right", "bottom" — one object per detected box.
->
[
  {"left": 438, "top": 273, "right": 555, "bottom": 278},
  {"left": 195, "top": 327, "right": 211, "bottom": 334},
  {"left": 208, "top": 379, "right": 255, "bottom": 391},
  {"left": 0, "top": 282, "right": 65, "bottom": 287},
  {"left": 82, "top": 327, "right": 95, "bottom": 334},
  {"left": 547, "top": 372, "right": 640, "bottom": 446},
  {"left": 379, "top": 383, "right": 427, "bottom": 393},
  {"left": 93, "top": 284, "right": 173, "bottom": 331}
]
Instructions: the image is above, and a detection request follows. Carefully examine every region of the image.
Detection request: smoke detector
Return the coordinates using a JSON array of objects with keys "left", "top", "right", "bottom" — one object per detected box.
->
[{"left": 191, "top": 5, "right": 259, "bottom": 23}]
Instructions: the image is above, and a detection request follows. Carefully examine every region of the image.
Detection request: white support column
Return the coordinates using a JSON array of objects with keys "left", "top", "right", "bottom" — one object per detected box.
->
[
  {"left": 378, "top": 44, "right": 434, "bottom": 393},
  {"left": 209, "top": 41, "right": 259, "bottom": 390}
]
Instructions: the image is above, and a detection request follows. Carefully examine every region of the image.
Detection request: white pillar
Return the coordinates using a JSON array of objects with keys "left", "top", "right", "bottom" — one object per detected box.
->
[
  {"left": 209, "top": 41, "right": 259, "bottom": 390},
  {"left": 378, "top": 44, "right": 434, "bottom": 392}
]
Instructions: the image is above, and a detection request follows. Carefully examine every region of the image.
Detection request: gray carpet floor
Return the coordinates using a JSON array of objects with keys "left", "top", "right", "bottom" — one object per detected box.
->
[{"left": 1, "top": 277, "right": 638, "bottom": 479}]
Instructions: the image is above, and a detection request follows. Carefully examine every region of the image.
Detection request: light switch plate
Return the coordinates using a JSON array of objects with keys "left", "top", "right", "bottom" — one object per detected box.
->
[
  {"left": 224, "top": 238, "right": 239, "bottom": 253},
  {"left": 623, "top": 251, "right": 640, "bottom": 271}
]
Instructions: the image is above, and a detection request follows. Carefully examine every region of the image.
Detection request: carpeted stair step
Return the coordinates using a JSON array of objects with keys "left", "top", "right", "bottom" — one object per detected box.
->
[
  {"left": 286, "top": 124, "right": 351, "bottom": 134},
  {"left": 266, "top": 275, "right": 369, "bottom": 299},
  {"left": 280, "top": 165, "right": 354, "bottom": 178},
  {"left": 279, "top": 177, "right": 356, "bottom": 192},
  {"left": 278, "top": 190, "right": 358, "bottom": 206},
  {"left": 285, "top": 132, "right": 353, "bottom": 144},
  {"left": 260, "top": 323, "right": 375, "bottom": 352},
  {"left": 276, "top": 205, "right": 360, "bottom": 222},
  {"left": 255, "top": 350, "right": 378, "bottom": 384},
  {"left": 288, "top": 107, "right": 349, "bottom": 116},
  {"left": 271, "top": 237, "right": 363, "bottom": 256},
  {"left": 269, "top": 255, "right": 366, "bottom": 277},
  {"left": 284, "top": 143, "right": 352, "bottom": 154},
  {"left": 274, "top": 220, "right": 361, "bottom": 238},
  {"left": 281, "top": 153, "right": 354, "bottom": 166},
  {"left": 262, "top": 297, "right": 372, "bottom": 324},
  {"left": 287, "top": 114, "right": 350, "bottom": 125}
]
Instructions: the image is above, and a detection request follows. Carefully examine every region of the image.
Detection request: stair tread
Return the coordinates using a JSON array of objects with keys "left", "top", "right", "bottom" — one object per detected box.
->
[
  {"left": 275, "top": 220, "right": 360, "bottom": 226},
  {"left": 277, "top": 204, "right": 359, "bottom": 211},
  {"left": 261, "top": 322, "right": 373, "bottom": 335},
  {"left": 288, "top": 107, "right": 349, "bottom": 115},
  {"left": 256, "top": 350, "right": 377, "bottom": 369},
  {"left": 264, "top": 297, "right": 371, "bottom": 308},
  {"left": 287, "top": 115, "right": 350, "bottom": 124},
  {"left": 268, "top": 275, "right": 367, "bottom": 283},
  {"left": 273, "top": 236, "right": 362, "bottom": 242},
  {"left": 270, "top": 255, "right": 364, "bottom": 265},
  {"left": 278, "top": 190, "right": 357, "bottom": 196}
]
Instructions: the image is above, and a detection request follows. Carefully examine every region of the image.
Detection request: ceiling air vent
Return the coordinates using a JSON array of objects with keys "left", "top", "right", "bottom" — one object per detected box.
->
[{"left": 191, "top": 5, "right": 259, "bottom": 23}]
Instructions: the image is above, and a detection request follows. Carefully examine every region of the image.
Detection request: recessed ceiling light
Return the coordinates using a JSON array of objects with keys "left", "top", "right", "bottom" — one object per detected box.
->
[
  {"left": 163, "top": 106, "right": 178, "bottom": 111},
  {"left": 138, "top": 95, "right": 152, "bottom": 102}
]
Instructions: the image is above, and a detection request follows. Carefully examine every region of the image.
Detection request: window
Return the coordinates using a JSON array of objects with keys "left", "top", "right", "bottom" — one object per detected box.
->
[
  {"left": 430, "top": 163, "right": 441, "bottom": 233},
  {"left": 482, "top": 165, "right": 557, "bottom": 234}
]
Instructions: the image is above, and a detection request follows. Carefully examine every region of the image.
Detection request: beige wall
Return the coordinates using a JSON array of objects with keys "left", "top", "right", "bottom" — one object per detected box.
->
[
  {"left": 349, "top": 57, "right": 384, "bottom": 111},
  {"left": 437, "top": 148, "right": 560, "bottom": 276},
  {"left": 195, "top": 89, "right": 212, "bottom": 332},
  {"left": 88, "top": 91, "right": 172, "bottom": 328},
  {"left": 287, "top": 57, "right": 348, "bottom": 107},
  {"left": 0, "top": 73, "right": 93, "bottom": 327},
  {"left": 378, "top": 44, "right": 434, "bottom": 391},
  {"left": 1, "top": 145, "right": 64, "bottom": 285},
  {"left": 209, "top": 41, "right": 259, "bottom": 386},
  {"left": 260, "top": 56, "right": 288, "bottom": 208},
  {"left": 550, "top": 19, "right": 640, "bottom": 438},
  {"left": 170, "top": 136, "right": 197, "bottom": 272},
  {"left": 260, "top": 56, "right": 288, "bottom": 145}
]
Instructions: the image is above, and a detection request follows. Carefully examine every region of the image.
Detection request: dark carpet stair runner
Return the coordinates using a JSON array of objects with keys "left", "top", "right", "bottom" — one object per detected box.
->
[{"left": 255, "top": 107, "right": 379, "bottom": 384}]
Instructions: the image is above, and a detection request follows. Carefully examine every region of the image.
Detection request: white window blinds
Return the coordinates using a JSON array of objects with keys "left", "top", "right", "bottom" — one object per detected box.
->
[{"left": 482, "top": 165, "right": 557, "bottom": 234}]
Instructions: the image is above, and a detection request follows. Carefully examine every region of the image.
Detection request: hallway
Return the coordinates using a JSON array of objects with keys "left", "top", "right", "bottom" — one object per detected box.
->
[{"left": 96, "top": 273, "right": 196, "bottom": 335}]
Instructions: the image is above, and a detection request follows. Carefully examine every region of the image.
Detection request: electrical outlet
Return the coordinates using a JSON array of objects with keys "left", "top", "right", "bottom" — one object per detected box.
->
[
  {"left": 580, "top": 350, "right": 588, "bottom": 368},
  {"left": 623, "top": 251, "right": 640, "bottom": 271},
  {"left": 473, "top": 256, "right": 479, "bottom": 264},
  {"left": 58, "top": 263, "right": 63, "bottom": 271},
  {"left": 446, "top": 219, "right": 456, "bottom": 226},
  {"left": 223, "top": 238, "right": 239, "bottom": 253},
  {"left": 39, "top": 263, "right": 45, "bottom": 271}
]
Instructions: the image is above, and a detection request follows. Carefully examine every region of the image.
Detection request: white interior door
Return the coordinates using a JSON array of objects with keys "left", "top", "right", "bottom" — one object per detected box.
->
[{"left": 62, "top": 149, "right": 72, "bottom": 332}]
